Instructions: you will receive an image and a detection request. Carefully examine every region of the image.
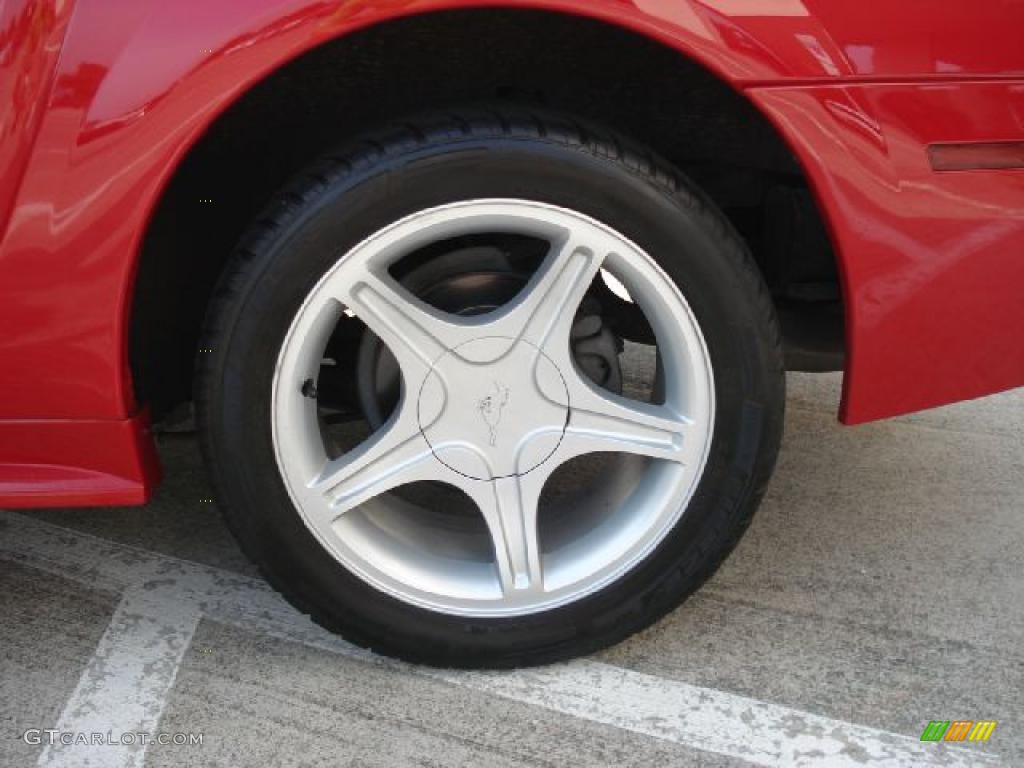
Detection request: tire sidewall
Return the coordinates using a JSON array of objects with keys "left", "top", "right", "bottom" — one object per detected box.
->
[{"left": 202, "top": 133, "right": 784, "bottom": 665}]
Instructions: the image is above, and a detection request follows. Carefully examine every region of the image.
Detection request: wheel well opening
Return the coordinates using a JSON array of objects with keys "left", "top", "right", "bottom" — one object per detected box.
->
[{"left": 131, "top": 7, "right": 843, "bottom": 421}]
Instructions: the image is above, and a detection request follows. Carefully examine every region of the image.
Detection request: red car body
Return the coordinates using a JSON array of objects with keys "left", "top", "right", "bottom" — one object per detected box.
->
[{"left": 1, "top": 0, "right": 1022, "bottom": 508}]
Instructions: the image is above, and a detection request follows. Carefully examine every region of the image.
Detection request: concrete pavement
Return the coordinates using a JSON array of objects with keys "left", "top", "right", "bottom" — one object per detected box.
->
[{"left": 2, "top": 372, "right": 1021, "bottom": 767}]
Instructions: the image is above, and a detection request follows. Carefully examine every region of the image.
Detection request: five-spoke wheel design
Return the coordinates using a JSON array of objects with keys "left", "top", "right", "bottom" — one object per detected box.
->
[{"left": 272, "top": 199, "right": 714, "bottom": 616}]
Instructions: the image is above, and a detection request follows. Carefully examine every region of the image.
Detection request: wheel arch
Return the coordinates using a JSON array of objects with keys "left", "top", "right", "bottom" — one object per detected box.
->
[{"left": 125, "top": 4, "right": 845, "bottom": 419}]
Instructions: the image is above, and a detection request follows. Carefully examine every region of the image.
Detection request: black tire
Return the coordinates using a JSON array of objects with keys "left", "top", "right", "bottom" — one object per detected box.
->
[{"left": 197, "top": 108, "right": 784, "bottom": 668}]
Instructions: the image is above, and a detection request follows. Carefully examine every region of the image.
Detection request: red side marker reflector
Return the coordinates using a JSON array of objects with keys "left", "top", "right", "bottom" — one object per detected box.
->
[{"left": 928, "top": 141, "right": 1024, "bottom": 171}]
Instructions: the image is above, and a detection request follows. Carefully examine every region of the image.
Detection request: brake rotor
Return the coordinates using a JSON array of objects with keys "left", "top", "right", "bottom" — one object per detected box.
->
[{"left": 356, "top": 243, "right": 624, "bottom": 429}]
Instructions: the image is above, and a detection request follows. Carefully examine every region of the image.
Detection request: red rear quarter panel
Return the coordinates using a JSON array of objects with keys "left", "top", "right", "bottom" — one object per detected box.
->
[{"left": 0, "top": 0, "right": 1022, "bottom": 505}]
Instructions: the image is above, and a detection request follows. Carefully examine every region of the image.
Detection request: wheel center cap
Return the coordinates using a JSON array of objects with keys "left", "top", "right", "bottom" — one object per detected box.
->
[{"left": 416, "top": 336, "right": 569, "bottom": 480}]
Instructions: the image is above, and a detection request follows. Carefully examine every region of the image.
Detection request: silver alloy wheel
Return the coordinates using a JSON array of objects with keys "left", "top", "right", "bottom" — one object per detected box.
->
[{"left": 272, "top": 199, "right": 715, "bottom": 617}]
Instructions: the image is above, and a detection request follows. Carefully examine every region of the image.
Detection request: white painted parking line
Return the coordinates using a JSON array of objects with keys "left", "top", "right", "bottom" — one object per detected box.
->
[
  {"left": 38, "top": 590, "right": 199, "bottom": 768},
  {"left": 0, "top": 511, "right": 1002, "bottom": 768},
  {"left": 447, "top": 665, "right": 974, "bottom": 768}
]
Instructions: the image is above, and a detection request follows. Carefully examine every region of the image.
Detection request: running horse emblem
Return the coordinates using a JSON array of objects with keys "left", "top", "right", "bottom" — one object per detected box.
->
[{"left": 477, "top": 380, "right": 511, "bottom": 447}]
